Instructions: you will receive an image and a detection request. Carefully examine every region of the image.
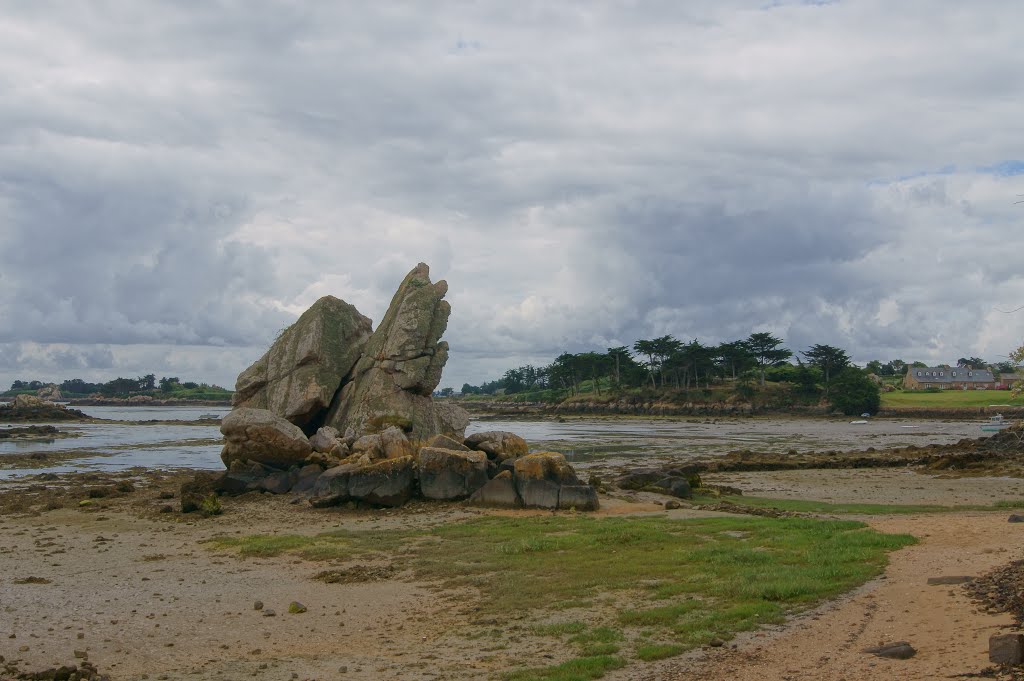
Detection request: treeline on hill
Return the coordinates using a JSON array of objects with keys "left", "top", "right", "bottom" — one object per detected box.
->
[
  {"left": 5, "top": 375, "right": 232, "bottom": 401},
  {"left": 458, "top": 333, "right": 882, "bottom": 415}
]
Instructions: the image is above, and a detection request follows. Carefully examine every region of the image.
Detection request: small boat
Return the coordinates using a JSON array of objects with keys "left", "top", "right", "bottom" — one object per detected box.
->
[
  {"left": 198, "top": 413, "right": 222, "bottom": 420},
  {"left": 850, "top": 420, "right": 868, "bottom": 425},
  {"left": 980, "top": 414, "right": 1011, "bottom": 432}
]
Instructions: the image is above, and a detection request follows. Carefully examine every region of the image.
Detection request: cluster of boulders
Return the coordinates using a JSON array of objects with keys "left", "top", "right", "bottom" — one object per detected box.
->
[
  {"left": 204, "top": 264, "right": 597, "bottom": 512},
  {"left": 207, "top": 424, "right": 596, "bottom": 511},
  {"left": 0, "top": 394, "right": 90, "bottom": 422}
]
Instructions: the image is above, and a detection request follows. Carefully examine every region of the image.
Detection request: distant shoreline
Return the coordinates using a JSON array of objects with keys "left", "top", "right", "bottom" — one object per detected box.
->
[{"left": 65, "top": 398, "right": 232, "bottom": 407}]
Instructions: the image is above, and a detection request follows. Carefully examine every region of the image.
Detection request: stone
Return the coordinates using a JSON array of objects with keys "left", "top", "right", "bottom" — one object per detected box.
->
[
  {"left": 220, "top": 408, "right": 313, "bottom": 468},
  {"left": 347, "top": 456, "right": 416, "bottom": 507},
  {"left": 326, "top": 263, "right": 469, "bottom": 440},
  {"left": 514, "top": 452, "right": 580, "bottom": 509},
  {"left": 1008, "top": 514, "right": 1024, "bottom": 523},
  {"left": 467, "top": 471, "right": 522, "bottom": 508},
  {"left": 180, "top": 472, "right": 220, "bottom": 513},
  {"left": 380, "top": 426, "right": 415, "bottom": 459},
  {"left": 309, "top": 426, "right": 341, "bottom": 453},
  {"left": 288, "top": 601, "right": 307, "bottom": 614},
  {"left": 291, "top": 464, "right": 323, "bottom": 495},
  {"left": 426, "top": 433, "right": 470, "bottom": 452},
  {"left": 233, "top": 296, "right": 372, "bottom": 431},
  {"left": 654, "top": 477, "right": 692, "bottom": 499},
  {"left": 464, "top": 431, "right": 529, "bottom": 462},
  {"left": 418, "top": 447, "right": 488, "bottom": 500},
  {"left": 863, "top": 641, "right": 916, "bottom": 659},
  {"left": 926, "top": 575, "right": 974, "bottom": 585},
  {"left": 615, "top": 468, "right": 667, "bottom": 490},
  {"left": 259, "top": 470, "right": 293, "bottom": 495},
  {"left": 311, "top": 457, "right": 416, "bottom": 507},
  {"left": 664, "top": 499, "right": 682, "bottom": 510},
  {"left": 558, "top": 484, "right": 599, "bottom": 511},
  {"left": 989, "top": 633, "right": 1024, "bottom": 665},
  {"left": 351, "top": 434, "right": 385, "bottom": 460},
  {"left": 253, "top": 601, "right": 263, "bottom": 611}
]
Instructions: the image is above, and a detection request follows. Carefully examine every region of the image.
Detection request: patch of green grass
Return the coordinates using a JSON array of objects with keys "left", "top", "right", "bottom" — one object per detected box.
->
[
  {"left": 635, "top": 643, "right": 686, "bottom": 661},
  {"left": 994, "top": 499, "right": 1024, "bottom": 508},
  {"left": 211, "top": 515, "right": 914, "bottom": 680},
  {"left": 208, "top": 533, "right": 353, "bottom": 560},
  {"left": 881, "top": 389, "right": 1024, "bottom": 408},
  {"left": 503, "top": 655, "right": 627, "bottom": 681}
]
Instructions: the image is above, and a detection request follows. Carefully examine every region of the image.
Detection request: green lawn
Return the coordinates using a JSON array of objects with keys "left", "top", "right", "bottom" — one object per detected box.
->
[
  {"left": 210, "top": 515, "right": 914, "bottom": 680},
  {"left": 881, "top": 389, "right": 1023, "bottom": 408}
]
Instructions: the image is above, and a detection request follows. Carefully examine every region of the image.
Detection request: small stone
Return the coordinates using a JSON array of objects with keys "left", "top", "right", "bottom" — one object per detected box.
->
[
  {"left": 339, "top": 666, "right": 348, "bottom": 673},
  {"left": 864, "top": 641, "right": 916, "bottom": 659},
  {"left": 262, "top": 609, "right": 276, "bottom": 617},
  {"left": 708, "top": 637, "right": 725, "bottom": 647},
  {"left": 1008, "top": 514, "right": 1024, "bottom": 523},
  {"left": 77, "top": 632, "right": 85, "bottom": 639},
  {"left": 74, "top": 649, "right": 88, "bottom": 659},
  {"left": 288, "top": 601, "right": 307, "bottom": 614},
  {"left": 253, "top": 600, "right": 263, "bottom": 611},
  {"left": 664, "top": 500, "right": 682, "bottom": 510},
  {"left": 926, "top": 576, "right": 974, "bottom": 585},
  {"left": 990, "top": 633, "right": 1024, "bottom": 665}
]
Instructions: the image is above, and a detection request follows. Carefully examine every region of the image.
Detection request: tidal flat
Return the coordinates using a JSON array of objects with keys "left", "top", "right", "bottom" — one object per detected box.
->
[{"left": 1, "top": 411, "right": 1022, "bottom": 680}]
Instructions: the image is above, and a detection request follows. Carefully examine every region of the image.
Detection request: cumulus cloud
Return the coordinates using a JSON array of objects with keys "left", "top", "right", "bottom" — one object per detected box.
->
[{"left": 1, "top": 1, "right": 1023, "bottom": 391}]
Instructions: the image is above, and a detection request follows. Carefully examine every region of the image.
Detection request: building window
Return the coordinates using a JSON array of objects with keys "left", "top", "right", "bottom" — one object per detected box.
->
[
  {"left": 917, "top": 371, "right": 922, "bottom": 377},
  {"left": 952, "top": 371, "right": 957, "bottom": 377}
]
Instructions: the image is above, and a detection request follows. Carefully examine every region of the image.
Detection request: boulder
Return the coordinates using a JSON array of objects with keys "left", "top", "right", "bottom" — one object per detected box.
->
[
  {"left": 380, "top": 426, "right": 415, "bottom": 459},
  {"left": 310, "top": 457, "right": 416, "bottom": 507},
  {"left": 990, "top": 633, "right": 1024, "bottom": 665},
  {"left": 13, "top": 394, "right": 45, "bottom": 409},
  {"left": 326, "top": 263, "right": 469, "bottom": 440},
  {"left": 465, "top": 431, "right": 529, "bottom": 462},
  {"left": 36, "top": 384, "right": 63, "bottom": 401},
  {"left": 220, "top": 407, "right": 313, "bottom": 469},
  {"left": 558, "top": 485, "right": 600, "bottom": 511},
  {"left": 233, "top": 296, "right": 372, "bottom": 431},
  {"left": 418, "top": 447, "right": 489, "bottom": 500},
  {"left": 468, "top": 470, "right": 522, "bottom": 508},
  {"left": 309, "top": 426, "right": 340, "bottom": 453},
  {"left": 514, "top": 452, "right": 581, "bottom": 509},
  {"left": 653, "top": 477, "right": 692, "bottom": 499},
  {"left": 259, "top": 470, "right": 293, "bottom": 495},
  {"left": 291, "top": 464, "right": 323, "bottom": 495}
]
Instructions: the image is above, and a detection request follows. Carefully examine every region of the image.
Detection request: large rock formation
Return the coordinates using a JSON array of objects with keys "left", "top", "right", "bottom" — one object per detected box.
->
[
  {"left": 233, "top": 296, "right": 372, "bottom": 432},
  {"left": 207, "top": 264, "right": 598, "bottom": 513},
  {"left": 326, "top": 263, "right": 461, "bottom": 440}
]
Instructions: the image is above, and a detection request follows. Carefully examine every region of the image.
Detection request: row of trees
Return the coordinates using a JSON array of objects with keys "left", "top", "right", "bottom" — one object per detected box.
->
[
  {"left": 461, "top": 334, "right": 858, "bottom": 397},
  {"left": 863, "top": 356, "right": 1018, "bottom": 376},
  {"left": 7, "top": 376, "right": 226, "bottom": 397}
]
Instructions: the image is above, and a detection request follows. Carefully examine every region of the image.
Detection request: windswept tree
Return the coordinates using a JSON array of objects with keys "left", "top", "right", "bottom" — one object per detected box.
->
[
  {"left": 745, "top": 332, "right": 792, "bottom": 386},
  {"left": 606, "top": 346, "right": 632, "bottom": 387},
  {"left": 801, "top": 344, "right": 851, "bottom": 395},
  {"left": 957, "top": 356, "right": 987, "bottom": 369},
  {"left": 717, "top": 340, "right": 754, "bottom": 380}
]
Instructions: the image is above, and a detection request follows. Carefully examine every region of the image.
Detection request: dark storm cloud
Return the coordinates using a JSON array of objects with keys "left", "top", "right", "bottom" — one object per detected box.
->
[{"left": 1, "top": 1, "right": 1023, "bottom": 390}]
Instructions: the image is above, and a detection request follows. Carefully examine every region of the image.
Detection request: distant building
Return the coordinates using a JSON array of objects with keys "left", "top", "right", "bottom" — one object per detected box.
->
[
  {"left": 903, "top": 366, "right": 996, "bottom": 390},
  {"left": 996, "top": 373, "right": 1024, "bottom": 390}
]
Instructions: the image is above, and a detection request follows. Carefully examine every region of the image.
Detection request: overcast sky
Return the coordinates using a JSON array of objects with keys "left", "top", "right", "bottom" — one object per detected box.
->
[{"left": 2, "top": 0, "right": 1023, "bottom": 392}]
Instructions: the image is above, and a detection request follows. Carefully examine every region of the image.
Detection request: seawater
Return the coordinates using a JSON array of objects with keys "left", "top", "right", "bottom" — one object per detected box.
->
[{"left": 0, "top": 407, "right": 984, "bottom": 479}]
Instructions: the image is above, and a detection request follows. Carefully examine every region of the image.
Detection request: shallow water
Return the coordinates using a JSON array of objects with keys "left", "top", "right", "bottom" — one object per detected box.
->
[
  {"left": 0, "top": 408, "right": 988, "bottom": 479},
  {"left": 0, "top": 405, "right": 229, "bottom": 479}
]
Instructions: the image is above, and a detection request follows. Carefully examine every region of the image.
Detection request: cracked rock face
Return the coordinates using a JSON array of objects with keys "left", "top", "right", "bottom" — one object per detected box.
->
[
  {"left": 232, "top": 296, "right": 372, "bottom": 432},
  {"left": 326, "top": 263, "right": 468, "bottom": 440}
]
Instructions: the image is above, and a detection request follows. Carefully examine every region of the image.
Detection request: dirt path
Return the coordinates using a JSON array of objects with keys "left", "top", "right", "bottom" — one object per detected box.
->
[{"left": 644, "top": 512, "right": 1023, "bottom": 681}]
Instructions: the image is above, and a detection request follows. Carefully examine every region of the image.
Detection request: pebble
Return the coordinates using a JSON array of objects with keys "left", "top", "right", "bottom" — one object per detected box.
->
[{"left": 253, "top": 600, "right": 263, "bottom": 611}]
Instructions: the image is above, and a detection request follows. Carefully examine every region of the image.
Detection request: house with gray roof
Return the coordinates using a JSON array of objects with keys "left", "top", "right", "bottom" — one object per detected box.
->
[{"left": 903, "top": 366, "right": 995, "bottom": 390}]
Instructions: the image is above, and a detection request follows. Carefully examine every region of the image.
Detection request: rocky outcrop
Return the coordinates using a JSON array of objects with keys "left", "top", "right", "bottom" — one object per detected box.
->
[
  {"left": 36, "top": 384, "right": 63, "bottom": 401},
  {"left": 326, "top": 264, "right": 469, "bottom": 440},
  {"left": 513, "top": 452, "right": 597, "bottom": 510},
  {"left": 233, "top": 296, "right": 372, "bottom": 431},
  {"left": 220, "top": 407, "right": 313, "bottom": 468}
]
